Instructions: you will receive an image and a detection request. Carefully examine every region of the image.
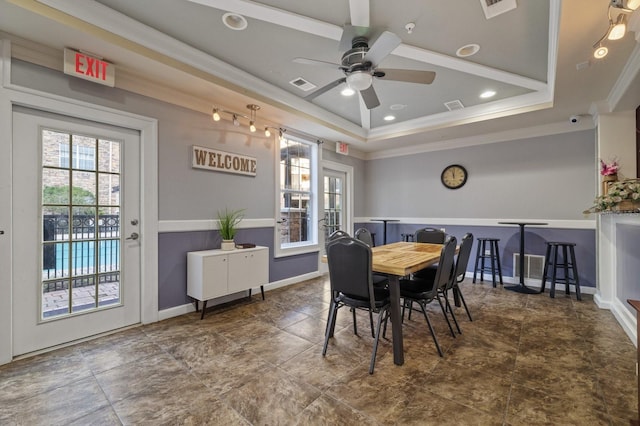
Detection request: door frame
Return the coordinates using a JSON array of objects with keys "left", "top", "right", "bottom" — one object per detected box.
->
[
  {"left": 319, "top": 160, "right": 354, "bottom": 272},
  {"left": 0, "top": 40, "right": 159, "bottom": 364}
]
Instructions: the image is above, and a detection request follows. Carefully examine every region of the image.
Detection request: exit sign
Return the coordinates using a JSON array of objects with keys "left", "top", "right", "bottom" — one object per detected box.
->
[
  {"left": 63, "top": 48, "right": 115, "bottom": 87},
  {"left": 336, "top": 142, "right": 349, "bottom": 155}
]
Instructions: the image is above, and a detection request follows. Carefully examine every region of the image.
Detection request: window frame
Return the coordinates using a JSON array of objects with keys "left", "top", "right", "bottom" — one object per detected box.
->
[{"left": 274, "top": 134, "right": 320, "bottom": 258}]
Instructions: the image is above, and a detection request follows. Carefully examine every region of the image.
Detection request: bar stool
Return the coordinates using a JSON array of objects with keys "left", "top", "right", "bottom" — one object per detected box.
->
[
  {"left": 541, "top": 242, "right": 581, "bottom": 301},
  {"left": 473, "top": 238, "right": 503, "bottom": 287}
]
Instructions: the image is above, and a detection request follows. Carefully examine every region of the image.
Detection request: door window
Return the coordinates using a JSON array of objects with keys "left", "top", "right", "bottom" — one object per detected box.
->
[{"left": 41, "top": 129, "right": 121, "bottom": 320}]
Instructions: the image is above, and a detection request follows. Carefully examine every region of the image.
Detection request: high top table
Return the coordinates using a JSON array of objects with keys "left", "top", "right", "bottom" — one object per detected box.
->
[{"left": 498, "top": 221, "right": 548, "bottom": 294}]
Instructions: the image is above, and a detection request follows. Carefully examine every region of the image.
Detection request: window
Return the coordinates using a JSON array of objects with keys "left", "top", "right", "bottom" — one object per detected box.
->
[
  {"left": 275, "top": 135, "right": 319, "bottom": 256},
  {"left": 59, "top": 142, "right": 95, "bottom": 170}
]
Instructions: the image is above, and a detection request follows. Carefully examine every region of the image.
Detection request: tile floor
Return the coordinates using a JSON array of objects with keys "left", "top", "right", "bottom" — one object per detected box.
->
[{"left": 0, "top": 276, "right": 637, "bottom": 425}]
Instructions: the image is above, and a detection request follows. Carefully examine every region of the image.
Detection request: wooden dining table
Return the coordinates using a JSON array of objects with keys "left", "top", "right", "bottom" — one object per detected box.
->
[{"left": 370, "top": 241, "right": 445, "bottom": 366}]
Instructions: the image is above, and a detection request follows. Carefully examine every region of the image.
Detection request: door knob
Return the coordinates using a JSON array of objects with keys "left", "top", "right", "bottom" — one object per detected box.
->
[{"left": 126, "top": 232, "right": 139, "bottom": 240}]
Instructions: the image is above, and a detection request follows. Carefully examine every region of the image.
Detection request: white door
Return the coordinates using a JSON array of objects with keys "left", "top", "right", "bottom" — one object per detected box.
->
[
  {"left": 319, "top": 162, "right": 353, "bottom": 273},
  {"left": 12, "top": 107, "right": 141, "bottom": 356}
]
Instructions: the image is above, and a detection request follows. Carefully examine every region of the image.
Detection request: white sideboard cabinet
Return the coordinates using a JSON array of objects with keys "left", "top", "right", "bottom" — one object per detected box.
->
[{"left": 187, "top": 246, "right": 268, "bottom": 319}]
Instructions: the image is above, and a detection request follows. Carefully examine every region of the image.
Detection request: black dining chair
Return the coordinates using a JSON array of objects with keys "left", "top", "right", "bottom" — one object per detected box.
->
[
  {"left": 450, "top": 233, "right": 474, "bottom": 321},
  {"left": 327, "top": 229, "right": 349, "bottom": 243},
  {"left": 414, "top": 227, "right": 446, "bottom": 244},
  {"left": 323, "top": 237, "right": 391, "bottom": 374},
  {"left": 400, "top": 235, "right": 457, "bottom": 357},
  {"left": 355, "top": 228, "right": 388, "bottom": 287},
  {"left": 412, "top": 227, "right": 446, "bottom": 280}
]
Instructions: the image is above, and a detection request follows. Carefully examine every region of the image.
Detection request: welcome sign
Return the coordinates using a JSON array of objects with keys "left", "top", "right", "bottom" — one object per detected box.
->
[{"left": 192, "top": 146, "right": 257, "bottom": 177}]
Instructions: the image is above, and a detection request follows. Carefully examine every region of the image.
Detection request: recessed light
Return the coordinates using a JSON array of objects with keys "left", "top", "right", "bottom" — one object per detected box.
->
[
  {"left": 479, "top": 90, "right": 496, "bottom": 99},
  {"left": 390, "top": 104, "right": 406, "bottom": 111},
  {"left": 341, "top": 87, "right": 356, "bottom": 96},
  {"left": 383, "top": 115, "right": 396, "bottom": 121},
  {"left": 456, "top": 43, "right": 480, "bottom": 58},
  {"left": 222, "top": 12, "right": 248, "bottom": 30}
]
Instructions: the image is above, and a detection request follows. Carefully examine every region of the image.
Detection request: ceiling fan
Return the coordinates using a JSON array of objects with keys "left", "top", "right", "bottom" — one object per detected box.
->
[{"left": 294, "top": 24, "right": 436, "bottom": 110}]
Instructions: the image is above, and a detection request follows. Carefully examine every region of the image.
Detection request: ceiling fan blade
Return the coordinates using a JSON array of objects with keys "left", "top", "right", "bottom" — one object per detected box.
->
[
  {"left": 339, "top": 24, "right": 370, "bottom": 51},
  {"left": 304, "top": 78, "right": 346, "bottom": 100},
  {"left": 363, "top": 31, "right": 402, "bottom": 66},
  {"left": 360, "top": 85, "right": 380, "bottom": 109},
  {"left": 349, "top": 0, "right": 369, "bottom": 28},
  {"left": 377, "top": 69, "right": 436, "bottom": 84},
  {"left": 293, "top": 57, "right": 341, "bottom": 69}
]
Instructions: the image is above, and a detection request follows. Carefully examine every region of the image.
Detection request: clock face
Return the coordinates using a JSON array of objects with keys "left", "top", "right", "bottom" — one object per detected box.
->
[{"left": 441, "top": 164, "right": 467, "bottom": 189}]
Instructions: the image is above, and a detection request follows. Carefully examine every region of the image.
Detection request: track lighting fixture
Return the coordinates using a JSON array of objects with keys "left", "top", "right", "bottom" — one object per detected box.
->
[
  {"left": 211, "top": 104, "right": 282, "bottom": 138},
  {"left": 593, "top": 0, "right": 639, "bottom": 59},
  {"left": 608, "top": 13, "right": 628, "bottom": 40},
  {"left": 247, "top": 104, "right": 260, "bottom": 132}
]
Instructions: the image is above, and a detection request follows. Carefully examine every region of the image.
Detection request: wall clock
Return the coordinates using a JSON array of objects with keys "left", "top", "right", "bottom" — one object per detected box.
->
[{"left": 441, "top": 164, "right": 468, "bottom": 189}]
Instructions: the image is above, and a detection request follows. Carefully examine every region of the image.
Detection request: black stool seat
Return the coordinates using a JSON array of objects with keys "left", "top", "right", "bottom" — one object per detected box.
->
[
  {"left": 541, "top": 242, "right": 581, "bottom": 301},
  {"left": 473, "top": 238, "right": 503, "bottom": 287}
]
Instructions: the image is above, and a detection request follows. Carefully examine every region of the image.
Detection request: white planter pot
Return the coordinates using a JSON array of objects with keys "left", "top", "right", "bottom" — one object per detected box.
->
[{"left": 221, "top": 239, "right": 235, "bottom": 251}]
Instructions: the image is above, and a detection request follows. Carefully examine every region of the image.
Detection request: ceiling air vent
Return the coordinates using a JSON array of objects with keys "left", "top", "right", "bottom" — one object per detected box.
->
[
  {"left": 480, "top": 0, "right": 517, "bottom": 19},
  {"left": 289, "top": 77, "right": 316, "bottom": 92},
  {"left": 444, "top": 100, "right": 465, "bottom": 111}
]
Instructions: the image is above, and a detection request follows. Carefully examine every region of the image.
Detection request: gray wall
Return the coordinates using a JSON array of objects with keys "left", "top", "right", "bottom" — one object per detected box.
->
[
  {"left": 12, "top": 59, "right": 598, "bottom": 309},
  {"left": 363, "top": 130, "right": 596, "bottom": 219}
]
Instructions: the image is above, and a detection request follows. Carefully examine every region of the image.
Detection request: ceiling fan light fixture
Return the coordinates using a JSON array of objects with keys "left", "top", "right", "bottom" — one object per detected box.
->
[
  {"left": 346, "top": 71, "right": 373, "bottom": 91},
  {"left": 222, "top": 12, "right": 248, "bottom": 30},
  {"left": 608, "top": 14, "right": 627, "bottom": 39},
  {"left": 249, "top": 121, "right": 256, "bottom": 132},
  {"left": 341, "top": 87, "right": 356, "bottom": 96}
]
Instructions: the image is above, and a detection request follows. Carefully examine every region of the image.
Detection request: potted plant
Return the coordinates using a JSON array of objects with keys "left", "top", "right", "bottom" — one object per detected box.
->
[
  {"left": 217, "top": 208, "right": 245, "bottom": 250},
  {"left": 584, "top": 179, "right": 640, "bottom": 214}
]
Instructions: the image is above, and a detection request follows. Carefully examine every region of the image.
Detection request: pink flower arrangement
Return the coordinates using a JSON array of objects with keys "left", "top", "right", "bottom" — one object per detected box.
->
[{"left": 600, "top": 159, "right": 619, "bottom": 176}]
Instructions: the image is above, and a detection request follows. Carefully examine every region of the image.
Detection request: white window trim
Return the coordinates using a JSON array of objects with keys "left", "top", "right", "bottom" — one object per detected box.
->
[{"left": 274, "top": 134, "right": 320, "bottom": 258}]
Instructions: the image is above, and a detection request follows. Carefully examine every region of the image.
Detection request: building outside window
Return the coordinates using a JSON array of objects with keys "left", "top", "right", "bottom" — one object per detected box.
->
[{"left": 276, "top": 135, "right": 318, "bottom": 256}]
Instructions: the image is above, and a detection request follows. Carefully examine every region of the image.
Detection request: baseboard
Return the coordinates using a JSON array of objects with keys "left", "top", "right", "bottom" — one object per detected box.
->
[
  {"left": 610, "top": 297, "right": 638, "bottom": 347},
  {"left": 158, "top": 302, "right": 196, "bottom": 321},
  {"left": 157, "top": 271, "right": 323, "bottom": 321},
  {"left": 461, "top": 272, "right": 596, "bottom": 295}
]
